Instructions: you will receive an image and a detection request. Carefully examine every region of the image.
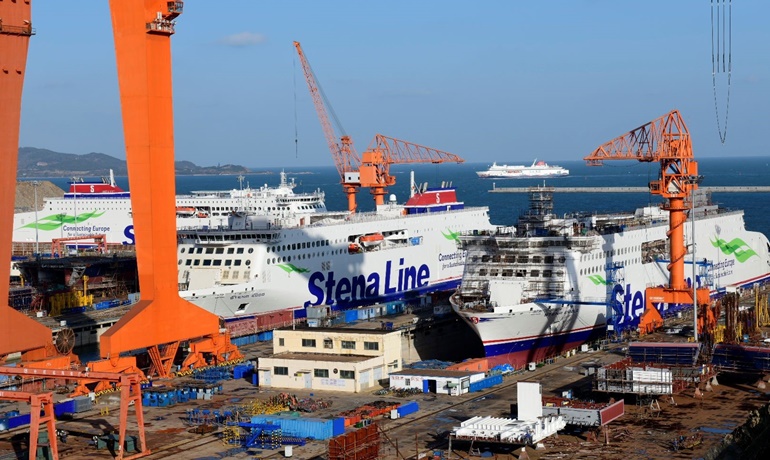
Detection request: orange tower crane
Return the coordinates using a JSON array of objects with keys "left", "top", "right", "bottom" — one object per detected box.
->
[
  {"left": 94, "top": 0, "right": 241, "bottom": 378},
  {"left": 294, "top": 41, "right": 465, "bottom": 211},
  {"left": 294, "top": 41, "right": 361, "bottom": 212},
  {"left": 360, "top": 134, "right": 464, "bottom": 207},
  {"left": 584, "top": 110, "right": 711, "bottom": 334},
  {"left": 0, "top": 0, "right": 77, "bottom": 370}
]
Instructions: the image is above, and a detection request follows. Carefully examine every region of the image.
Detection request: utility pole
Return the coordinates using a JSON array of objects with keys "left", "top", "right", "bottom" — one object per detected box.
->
[{"left": 32, "top": 180, "right": 39, "bottom": 255}]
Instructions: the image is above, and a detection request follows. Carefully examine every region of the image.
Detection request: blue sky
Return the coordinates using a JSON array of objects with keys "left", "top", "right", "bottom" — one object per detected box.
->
[{"left": 18, "top": 1, "right": 770, "bottom": 168}]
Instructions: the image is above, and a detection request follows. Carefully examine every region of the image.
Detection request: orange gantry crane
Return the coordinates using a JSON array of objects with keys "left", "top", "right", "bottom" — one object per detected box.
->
[
  {"left": 0, "top": 0, "right": 77, "bottom": 370},
  {"left": 293, "top": 41, "right": 464, "bottom": 212},
  {"left": 584, "top": 110, "right": 711, "bottom": 335},
  {"left": 92, "top": 0, "right": 241, "bottom": 378}
]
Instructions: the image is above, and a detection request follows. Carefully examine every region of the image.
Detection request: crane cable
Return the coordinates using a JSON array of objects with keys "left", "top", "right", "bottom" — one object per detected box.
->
[
  {"left": 711, "top": 0, "right": 732, "bottom": 144},
  {"left": 293, "top": 56, "right": 299, "bottom": 158}
]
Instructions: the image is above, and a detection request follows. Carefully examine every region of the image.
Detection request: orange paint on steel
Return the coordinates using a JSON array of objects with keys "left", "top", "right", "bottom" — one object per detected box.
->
[
  {"left": 584, "top": 110, "right": 711, "bottom": 333},
  {"left": 100, "top": 1, "right": 230, "bottom": 369},
  {"left": 0, "top": 390, "right": 58, "bottom": 460},
  {"left": 0, "top": 0, "right": 62, "bottom": 359},
  {"left": 293, "top": 41, "right": 361, "bottom": 212},
  {"left": 1, "top": 366, "right": 150, "bottom": 460}
]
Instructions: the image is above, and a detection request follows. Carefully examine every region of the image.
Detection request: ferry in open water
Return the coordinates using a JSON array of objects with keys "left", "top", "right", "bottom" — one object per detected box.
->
[
  {"left": 450, "top": 186, "right": 770, "bottom": 369},
  {"left": 476, "top": 159, "right": 569, "bottom": 179}
]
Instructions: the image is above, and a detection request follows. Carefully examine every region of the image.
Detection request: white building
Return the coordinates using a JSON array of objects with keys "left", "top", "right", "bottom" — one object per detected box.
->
[
  {"left": 388, "top": 369, "right": 486, "bottom": 396},
  {"left": 257, "top": 327, "right": 402, "bottom": 393}
]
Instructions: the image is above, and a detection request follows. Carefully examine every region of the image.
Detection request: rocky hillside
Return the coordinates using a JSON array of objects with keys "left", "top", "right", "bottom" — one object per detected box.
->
[
  {"left": 17, "top": 147, "right": 250, "bottom": 177},
  {"left": 15, "top": 180, "right": 65, "bottom": 212}
]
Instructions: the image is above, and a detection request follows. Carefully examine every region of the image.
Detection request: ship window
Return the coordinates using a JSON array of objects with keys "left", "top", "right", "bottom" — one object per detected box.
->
[
  {"left": 543, "top": 270, "right": 552, "bottom": 277},
  {"left": 215, "top": 248, "right": 224, "bottom": 254},
  {"left": 203, "top": 260, "right": 212, "bottom": 266},
  {"left": 243, "top": 270, "right": 251, "bottom": 278},
  {"left": 478, "top": 269, "right": 487, "bottom": 276},
  {"left": 222, "top": 271, "right": 229, "bottom": 279},
  {"left": 227, "top": 248, "right": 234, "bottom": 254},
  {"left": 234, "top": 260, "right": 242, "bottom": 266},
  {"left": 248, "top": 248, "right": 254, "bottom": 253},
  {"left": 245, "top": 260, "right": 251, "bottom": 266},
  {"left": 194, "top": 260, "right": 201, "bottom": 266},
  {"left": 178, "top": 259, "right": 182, "bottom": 265},
  {"left": 205, "top": 248, "right": 214, "bottom": 254},
  {"left": 225, "top": 260, "right": 232, "bottom": 266},
  {"left": 185, "top": 260, "right": 192, "bottom": 266},
  {"left": 213, "top": 260, "right": 222, "bottom": 266},
  {"left": 181, "top": 248, "right": 186, "bottom": 254},
  {"left": 232, "top": 271, "right": 239, "bottom": 278},
  {"left": 237, "top": 303, "right": 248, "bottom": 311},
  {"left": 196, "top": 248, "right": 203, "bottom": 254},
  {"left": 544, "top": 256, "right": 554, "bottom": 264},
  {"left": 237, "top": 248, "right": 244, "bottom": 254},
  {"left": 531, "top": 269, "right": 540, "bottom": 277}
]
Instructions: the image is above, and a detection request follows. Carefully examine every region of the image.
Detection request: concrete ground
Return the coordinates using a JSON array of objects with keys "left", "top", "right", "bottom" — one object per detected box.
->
[{"left": 0, "top": 320, "right": 768, "bottom": 459}]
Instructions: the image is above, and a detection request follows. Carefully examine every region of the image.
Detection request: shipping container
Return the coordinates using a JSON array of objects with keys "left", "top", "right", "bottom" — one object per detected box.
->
[
  {"left": 396, "top": 401, "right": 419, "bottom": 418},
  {"left": 55, "top": 398, "right": 76, "bottom": 417},
  {"left": 332, "top": 417, "right": 345, "bottom": 436},
  {"left": 250, "top": 415, "right": 335, "bottom": 440},
  {"left": 447, "top": 358, "right": 489, "bottom": 373},
  {"left": 73, "top": 395, "right": 93, "bottom": 413},
  {"left": 7, "top": 413, "right": 31, "bottom": 429},
  {"left": 344, "top": 309, "right": 358, "bottom": 323},
  {"left": 257, "top": 331, "right": 273, "bottom": 342},
  {"left": 469, "top": 374, "right": 503, "bottom": 392}
]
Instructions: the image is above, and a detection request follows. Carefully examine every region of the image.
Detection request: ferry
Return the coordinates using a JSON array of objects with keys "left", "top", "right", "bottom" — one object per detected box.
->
[
  {"left": 176, "top": 184, "right": 493, "bottom": 322},
  {"left": 476, "top": 159, "right": 569, "bottom": 179},
  {"left": 450, "top": 185, "right": 770, "bottom": 369},
  {"left": 12, "top": 170, "right": 326, "bottom": 248}
]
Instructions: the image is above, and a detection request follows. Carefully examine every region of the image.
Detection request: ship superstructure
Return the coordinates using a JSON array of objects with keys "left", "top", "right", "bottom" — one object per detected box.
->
[
  {"left": 177, "top": 186, "right": 493, "bottom": 320},
  {"left": 476, "top": 159, "right": 569, "bottom": 179},
  {"left": 450, "top": 185, "right": 770, "bottom": 369},
  {"left": 13, "top": 171, "right": 325, "bottom": 248}
]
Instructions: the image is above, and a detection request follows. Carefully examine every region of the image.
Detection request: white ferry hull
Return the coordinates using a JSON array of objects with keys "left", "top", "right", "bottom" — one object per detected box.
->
[{"left": 452, "top": 203, "right": 770, "bottom": 370}]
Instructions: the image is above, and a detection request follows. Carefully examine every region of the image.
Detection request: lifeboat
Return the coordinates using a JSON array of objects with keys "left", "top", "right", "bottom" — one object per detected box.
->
[
  {"left": 176, "top": 206, "right": 196, "bottom": 217},
  {"left": 359, "top": 233, "right": 384, "bottom": 248}
]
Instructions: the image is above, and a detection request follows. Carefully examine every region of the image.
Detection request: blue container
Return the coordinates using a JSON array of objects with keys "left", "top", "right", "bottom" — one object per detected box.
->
[
  {"left": 7, "top": 413, "right": 31, "bottom": 429},
  {"left": 55, "top": 399, "right": 76, "bottom": 417},
  {"left": 469, "top": 374, "right": 503, "bottom": 393},
  {"left": 344, "top": 309, "right": 358, "bottom": 323},
  {"left": 252, "top": 372, "right": 258, "bottom": 386},
  {"left": 332, "top": 417, "right": 345, "bottom": 436},
  {"left": 142, "top": 393, "right": 152, "bottom": 407},
  {"left": 148, "top": 393, "right": 158, "bottom": 407},
  {"left": 157, "top": 393, "right": 169, "bottom": 408},
  {"left": 0, "top": 417, "right": 8, "bottom": 432},
  {"left": 396, "top": 401, "right": 419, "bottom": 418},
  {"left": 257, "top": 331, "right": 273, "bottom": 342}
]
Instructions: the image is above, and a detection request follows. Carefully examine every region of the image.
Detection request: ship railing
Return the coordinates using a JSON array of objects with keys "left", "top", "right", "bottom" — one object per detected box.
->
[{"left": 0, "top": 22, "right": 36, "bottom": 36}]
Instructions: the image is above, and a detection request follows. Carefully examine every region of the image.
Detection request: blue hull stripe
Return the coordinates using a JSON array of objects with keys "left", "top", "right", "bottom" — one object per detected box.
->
[{"left": 483, "top": 326, "right": 604, "bottom": 358}]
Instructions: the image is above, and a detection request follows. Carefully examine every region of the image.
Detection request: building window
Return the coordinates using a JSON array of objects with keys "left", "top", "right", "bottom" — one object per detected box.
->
[
  {"left": 302, "top": 339, "right": 317, "bottom": 348},
  {"left": 341, "top": 341, "right": 356, "bottom": 350},
  {"left": 274, "top": 367, "right": 288, "bottom": 376},
  {"left": 279, "top": 338, "right": 285, "bottom": 346},
  {"left": 314, "top": 369, "right": 329, "bottom": 378},
  {"left": 340, "top": 370, "right": 355, "bottom": 379},
  {"left": 364, "top": 341, "right": 379, "bottom": 351},
  {"left": 323, "top": 338, "right": 333, "bottom": 349}
]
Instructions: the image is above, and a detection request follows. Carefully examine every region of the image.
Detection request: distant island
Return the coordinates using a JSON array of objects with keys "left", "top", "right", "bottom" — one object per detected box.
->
[{"left": 17, "top": 147, "right": 252, "bottom": 177}]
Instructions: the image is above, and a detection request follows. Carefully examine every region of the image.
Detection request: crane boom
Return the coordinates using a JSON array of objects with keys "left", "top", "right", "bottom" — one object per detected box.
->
[
  {"left": 584, "top": 110, "right": 710, "bottom": 335},
  {"left": 293, "top": 41, "right": 360, "bottom": 211},
  {"left": 360, "top": 134, "right": 465, "bottom": 206}
]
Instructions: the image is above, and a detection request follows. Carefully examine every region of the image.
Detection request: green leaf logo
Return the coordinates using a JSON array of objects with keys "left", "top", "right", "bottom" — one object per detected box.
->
[
  {"left": 588, "top": 275, "right": 609, "bottom": 285},
  {"left": 442, "top": 229, "right": 460, "bottom": 241},
  {"left": 277, "top": 264, "right": 310, "bottom": 274},
  {"left": 20, "top": 210, "right": 106, "bottom": 231},
  {"left": 710, "top": 237, "right": 758, "bottom": 263}
]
